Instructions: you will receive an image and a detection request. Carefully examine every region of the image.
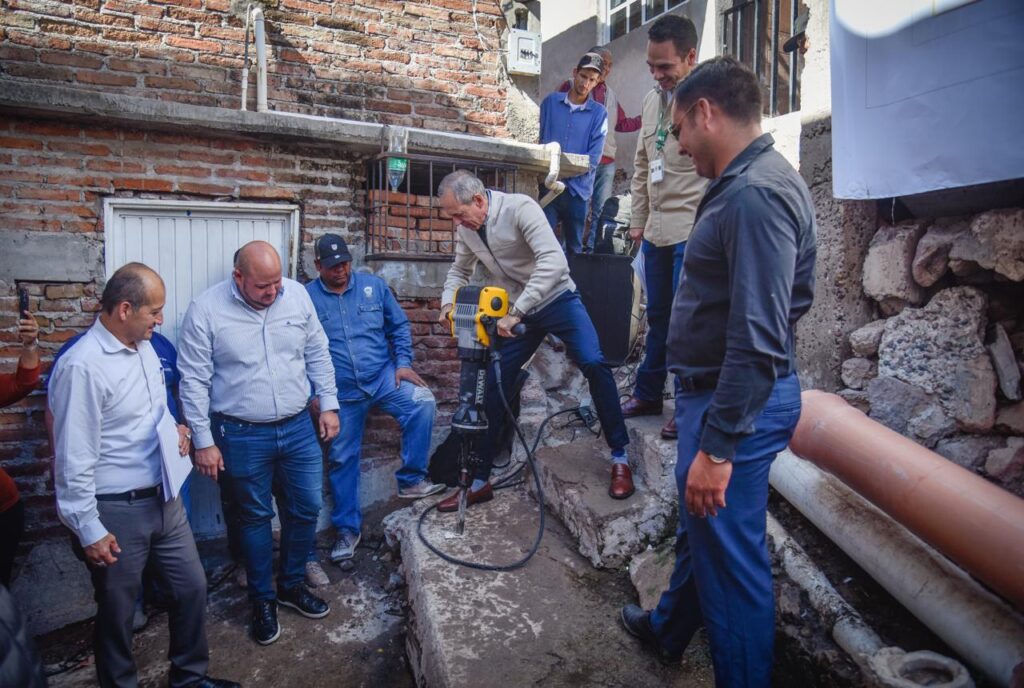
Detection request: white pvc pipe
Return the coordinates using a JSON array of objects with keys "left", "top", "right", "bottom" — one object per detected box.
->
[
  {"left": 767, "top": 514, "right": 973, "bottom": 688},
  {"left": 770, "top": 451, "right": 1024, "bottom": 687},
  {"left": 240, "top": 4, "right": 251, "bottom": 111},
  {"left": 538, "top": 141, "right": 565, "bottom": 208},
  {"left": 251, "top": 7, "right": 268, "bottom": 113}
]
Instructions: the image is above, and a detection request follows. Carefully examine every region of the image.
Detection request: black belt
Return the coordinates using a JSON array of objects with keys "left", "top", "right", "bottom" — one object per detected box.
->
[
  {"left": 677, "top": 372, "right": 720, "bottom": 393},
  {"left": 96, "top": 485, "right": 161, "bottom": 502},
  {"left": 212, "top": 406, "right": 310, "bottom": 428}
]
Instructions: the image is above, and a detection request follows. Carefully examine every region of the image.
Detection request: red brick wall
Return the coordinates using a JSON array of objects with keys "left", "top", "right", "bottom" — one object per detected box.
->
[
  {"left": 0, "top": 112, "right": 463, "bottom": 544},
  {"left": 0, "top": 281, "right": 101, "bottom": 543},
  {"left": 0, "top": 114, "right": 366, "bottom": 244},
  {"left": 0, "top": 0, "right": 509, "bottom": 137},
  {"left": 362, "top": 297, "right": 459, "bottom": 456}
]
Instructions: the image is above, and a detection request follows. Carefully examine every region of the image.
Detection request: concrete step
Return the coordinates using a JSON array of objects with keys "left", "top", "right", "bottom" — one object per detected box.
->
[
  {"left": 383, "top": 487, "right": 713, "bottom": 688},
  {"left": 624, "top": 405, "right": 680, "bottom": 506},
  {"left": 528, "top": 435, "right": 675, "bottom": 569}
]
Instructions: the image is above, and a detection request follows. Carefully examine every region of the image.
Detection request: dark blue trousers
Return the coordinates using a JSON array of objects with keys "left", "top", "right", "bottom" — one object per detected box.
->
[
  {"left": 634, "top": 239, "right": 686, "bottom": 401},
  {"left": 542, "top": 190, "right": 589, "bottom": 256},
  {"left": 476, "top": 289, "right": 629, "bottom": 480},
  {"left": 650, "top": 373, "right": 801, "bottom": 688}
]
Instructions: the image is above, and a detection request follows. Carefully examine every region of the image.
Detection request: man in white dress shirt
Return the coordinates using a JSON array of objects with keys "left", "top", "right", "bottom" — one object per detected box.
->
[
  {"left": 177, "top": 241, "right": 340, "bottom": 646},
  {"left": 50, "top": 263, "right": 237, "bottom": 688}
]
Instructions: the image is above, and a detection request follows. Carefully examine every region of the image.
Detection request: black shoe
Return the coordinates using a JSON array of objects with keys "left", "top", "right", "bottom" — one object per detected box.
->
[
  {"left": 278, "top": 585, "right": 330, "bottom": 619},
  {"left": 187, "top": 677, "right": 242, "bottom": 688},
  {"left": 619, "top": 604, "right": 682, "bottom": 665},
  {"left": 251, "top": 600, "right": 281, "bottom": 646}
]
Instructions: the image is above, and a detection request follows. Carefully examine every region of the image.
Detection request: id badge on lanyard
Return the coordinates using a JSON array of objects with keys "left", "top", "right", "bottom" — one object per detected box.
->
[
  {"left": 652, "top": 90, "right": 672, "bottom": 185},
  {"left": 651, "top": 157, "right": 665, "bottom": 184}
]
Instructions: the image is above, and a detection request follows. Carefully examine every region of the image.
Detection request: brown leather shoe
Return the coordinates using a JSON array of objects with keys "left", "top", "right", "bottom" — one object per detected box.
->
[
  {"left": 609, "top": 464, "right": 635, "bottom": 499},
  {"left": 660, "top": 417, "right": 678, "bottom": 440},
  {"left": 621, "top": 396, "right": 663, "bottom": 418},
  {"left": 437, "top": 482, "right": 494, "bottom": 513}
]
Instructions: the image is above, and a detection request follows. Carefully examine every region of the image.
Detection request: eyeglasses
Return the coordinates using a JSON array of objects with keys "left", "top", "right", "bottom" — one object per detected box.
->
[{"left": 669, "top": 100, "right": 700, "bottom": 140}]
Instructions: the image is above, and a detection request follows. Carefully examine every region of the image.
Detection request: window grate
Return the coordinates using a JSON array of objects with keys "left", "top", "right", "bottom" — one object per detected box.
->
[
  {"left": 721, "top": 0, "right": 803, "bottom": 116},
  {"left": 365, "top": 153, "right": 519, "bottom": 261}
]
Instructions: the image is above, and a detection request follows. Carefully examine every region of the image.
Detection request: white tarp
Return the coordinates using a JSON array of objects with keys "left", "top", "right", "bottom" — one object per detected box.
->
[{"left": 830, "top": 0, "right": 1024, "bottom": 199}]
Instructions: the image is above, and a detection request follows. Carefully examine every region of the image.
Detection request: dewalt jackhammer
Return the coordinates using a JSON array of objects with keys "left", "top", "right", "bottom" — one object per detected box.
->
[{"left": 444, "top": 285, "right": 525, "bottom": 534}]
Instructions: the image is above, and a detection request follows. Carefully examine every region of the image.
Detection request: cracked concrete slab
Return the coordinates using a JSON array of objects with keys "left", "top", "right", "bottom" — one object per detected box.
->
[
  {"left": 384, "top": 488, "right": 712, "bottom": 688},
  {"left": 625, "top": 407, "right": 682, "bottom": 507},
  {"left": 529, "top": 436, "right": 674, "bottom": 569}
]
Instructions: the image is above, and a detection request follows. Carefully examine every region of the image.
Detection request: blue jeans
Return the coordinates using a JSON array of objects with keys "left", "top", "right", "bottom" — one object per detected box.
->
[
  {"left": 477, "top": 290, "right": 629, "bottom": 480},
  {"left": 586, "top": 161, "right": 616, "bottom": 251},
  {"left": 328, "top": 371, "right": 436, "bottom": 536},
  {"left": 650, "top": 373, "right": 802, "bottom": 688},
  {"left": 213, "top": 412, "right": 323, "bottom": 601},
  {"left": 634, "top": 239, "right": 686, "bottom": 402},
  {"left": 543, "top": 190, "right": 589, "bottom": 256}
]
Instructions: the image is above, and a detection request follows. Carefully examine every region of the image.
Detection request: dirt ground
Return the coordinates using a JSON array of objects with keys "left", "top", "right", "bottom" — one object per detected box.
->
[{"left": 38, "top": 501, "right": 416, "bottom": 688}]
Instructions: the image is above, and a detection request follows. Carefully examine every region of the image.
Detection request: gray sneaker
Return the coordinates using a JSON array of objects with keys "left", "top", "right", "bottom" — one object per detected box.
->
[
  {"left": 397, "top": 479, "right": 446, "bottom": 500},
  {"left": 330, "top": 531, "right": 361, "bottom": 563},
  {"left": 305, "top": 559, "right": 330, "bottom": 587}
]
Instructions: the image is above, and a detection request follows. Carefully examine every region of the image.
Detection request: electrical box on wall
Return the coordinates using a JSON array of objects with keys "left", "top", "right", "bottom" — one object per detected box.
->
[{"left": 507, "top": 28, "right": 542, "bottom": 76}]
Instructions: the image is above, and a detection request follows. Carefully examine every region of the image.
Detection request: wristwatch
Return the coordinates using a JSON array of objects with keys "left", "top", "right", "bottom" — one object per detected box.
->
[
  {"left": 706, "top": 453, "right": 730, "bottom": 465},
  {"left": 509, "top": 306, "right": 525, "bottom": 320}
]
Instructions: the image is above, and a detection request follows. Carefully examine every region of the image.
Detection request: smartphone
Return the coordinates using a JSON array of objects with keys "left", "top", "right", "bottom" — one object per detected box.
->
[{"left": 18, "top": 287, "right": 29, "bottom": 315}]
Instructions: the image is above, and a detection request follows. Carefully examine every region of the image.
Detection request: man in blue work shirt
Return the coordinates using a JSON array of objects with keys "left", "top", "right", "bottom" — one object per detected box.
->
[
  {"left": 306, "top": 234, "right": 444, "bottom": 564},
  {"left": 539, "top": 52, "right": 608, "bottom": 255},
  {"left": 619, "top": 58, "right": 816, "bottom": 688}
]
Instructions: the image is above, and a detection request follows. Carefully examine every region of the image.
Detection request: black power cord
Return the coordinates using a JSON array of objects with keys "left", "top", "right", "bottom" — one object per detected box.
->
[{"left": 416, "top": 352, "right": 572, "bottom": 572}]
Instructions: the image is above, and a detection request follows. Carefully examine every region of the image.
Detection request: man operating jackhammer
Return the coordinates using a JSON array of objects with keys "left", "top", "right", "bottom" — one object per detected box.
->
[{"left": 435, "top": 170, "right": 633, "bottom": 512}]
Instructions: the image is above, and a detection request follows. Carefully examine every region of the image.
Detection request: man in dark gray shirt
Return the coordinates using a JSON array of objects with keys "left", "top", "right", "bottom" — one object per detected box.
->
[{"left": 619, "top": 57, "right": 816, "bottom": 688}]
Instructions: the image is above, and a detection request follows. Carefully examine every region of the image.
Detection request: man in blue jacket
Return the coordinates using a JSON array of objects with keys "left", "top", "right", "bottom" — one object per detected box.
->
[
  {"left": 539, "top": 52, "right": 608, "bottom": 255},
  {"left": 306, "top": 234, "right": 444, "bottom": 563}
]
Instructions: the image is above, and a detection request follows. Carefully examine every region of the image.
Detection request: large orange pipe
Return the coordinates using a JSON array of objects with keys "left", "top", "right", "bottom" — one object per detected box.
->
[{"left": 790, "top": 390, "right": 1024, "bottom": 610}]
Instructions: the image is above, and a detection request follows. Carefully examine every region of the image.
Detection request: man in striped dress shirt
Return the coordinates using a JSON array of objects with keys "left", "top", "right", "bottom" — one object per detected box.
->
[{"left": 177, "top": 241, "right": 340, "bottom": 646}]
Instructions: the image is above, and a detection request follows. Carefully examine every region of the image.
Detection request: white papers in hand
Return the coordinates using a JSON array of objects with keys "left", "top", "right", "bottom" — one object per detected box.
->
[{"left": 158, "top": 411, "right": 191, "bottom": 501}]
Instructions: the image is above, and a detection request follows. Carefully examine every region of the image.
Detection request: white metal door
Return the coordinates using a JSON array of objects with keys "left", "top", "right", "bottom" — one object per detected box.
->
[
  {"left": 103, "top": 199, "right": 300, "bottom": 539},
  {"left": 104, "top": 199, "right": 300, "bottom": 345}
]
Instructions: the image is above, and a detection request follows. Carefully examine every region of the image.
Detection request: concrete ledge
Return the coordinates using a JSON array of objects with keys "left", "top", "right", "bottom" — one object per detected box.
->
[
  {"left": 0, "top": 231, "right": 103, "bottom": 282},
  {"left": 0, "top": 79, "right": 590, "bottom": 177}
]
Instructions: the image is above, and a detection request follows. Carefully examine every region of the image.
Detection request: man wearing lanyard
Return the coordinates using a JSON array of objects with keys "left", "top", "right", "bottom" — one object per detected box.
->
[
  {"left": 50, "top": 263, "right": 237, "bottom": 688},
  {"left": 621, "top": 14, "right": 708, "bottom": 441},
  {"left": 178, "top": 242, "right": 340, "bottom": 646},
  {"left": 306, "top": 234, "right": 444, "bottom": 565},
  {"left": 620, "top": 57, "right": 816, "bottom": 688}
]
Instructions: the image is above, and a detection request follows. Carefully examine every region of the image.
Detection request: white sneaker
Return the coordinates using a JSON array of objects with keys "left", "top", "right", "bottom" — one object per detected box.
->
[
  {"left": 397, "top": 479, "right": 446, "bottom": 499},
  {"left": 305, "top": 559, "right": 330, "bottom": 587},
  {"left": 330, "top": 531, "right": 361, "bottom": 563}
]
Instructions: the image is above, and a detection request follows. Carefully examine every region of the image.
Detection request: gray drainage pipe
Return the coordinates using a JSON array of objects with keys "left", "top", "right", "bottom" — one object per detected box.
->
[
  {"left": 770, "top": 451, "right": 1024, "bottom": 687},
  {"left": 767, "top": 513, "right": 973, "bottom": 688}
]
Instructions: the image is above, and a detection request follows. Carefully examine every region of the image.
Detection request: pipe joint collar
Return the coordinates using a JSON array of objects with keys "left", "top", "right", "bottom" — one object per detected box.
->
[{"left": 867, "top": 648, "right": 974, "bottom": 688}]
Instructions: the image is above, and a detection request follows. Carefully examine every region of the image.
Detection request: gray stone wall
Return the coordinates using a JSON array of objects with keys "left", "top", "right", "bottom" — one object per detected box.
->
[
  {"left": 837, "top": 209, "right": 1024, "bottom": 497},
  {"left": 792, "top": 114, "right": 878, "bottom": 392}
]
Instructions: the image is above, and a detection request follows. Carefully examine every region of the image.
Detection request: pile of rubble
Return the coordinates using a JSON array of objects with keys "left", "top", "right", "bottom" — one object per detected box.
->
[{"left": 840, "top": 208, "right": 1024, "bottom": 496}]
